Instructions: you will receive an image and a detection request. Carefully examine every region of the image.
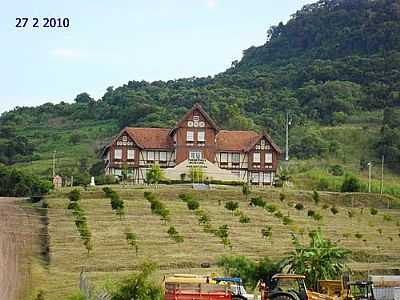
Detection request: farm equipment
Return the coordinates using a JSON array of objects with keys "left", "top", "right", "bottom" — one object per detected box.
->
[
  {"left": 260, "top": 274, "right": 352, "bottom": 300},
  {"left": 163, "top": 274, "right": 255, "bottom": 300},
  {"left": 349, "top": 281, "right": 375, "bottom": 300}
]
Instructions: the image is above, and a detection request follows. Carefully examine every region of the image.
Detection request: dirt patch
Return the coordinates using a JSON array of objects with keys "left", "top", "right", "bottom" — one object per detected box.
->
[{"left": 0, "top": 198, "right": 44, "bottom": 300}]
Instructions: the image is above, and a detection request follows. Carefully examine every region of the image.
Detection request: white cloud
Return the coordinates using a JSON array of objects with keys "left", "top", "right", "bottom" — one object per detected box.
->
[
  {"left": 49, "top": 48, "right": 84, "bottom": 61},
  {"left": 206, "top": 0, "right": 217, "bottom": 9}
]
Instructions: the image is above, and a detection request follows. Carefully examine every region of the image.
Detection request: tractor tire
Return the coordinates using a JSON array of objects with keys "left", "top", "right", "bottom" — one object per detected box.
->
[
  {"left": 270, "top": 294, "right": 297, "bottom": 300},
  {"left": 232, "top": 296, "right": 248, "bottom": 300}
]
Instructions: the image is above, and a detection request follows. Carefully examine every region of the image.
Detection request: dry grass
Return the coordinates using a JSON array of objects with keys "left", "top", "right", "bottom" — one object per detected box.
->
[{"left": 32, "top": 186, "right": 400, "bottom": 300}]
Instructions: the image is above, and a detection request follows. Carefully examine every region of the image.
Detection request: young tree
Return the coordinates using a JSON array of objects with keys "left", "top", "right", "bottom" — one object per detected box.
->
[
  {"left": 242, "top": 183, "right": 251, "bottom": 201},
  {"left": 146, "top": 164, "right": 165, "bottom": 187},
  {"left": 283, "top": 229, "right": 350, "bottom": 290},
  {"left": 225, "top": 201, "right": 239, "bottom": 214}
]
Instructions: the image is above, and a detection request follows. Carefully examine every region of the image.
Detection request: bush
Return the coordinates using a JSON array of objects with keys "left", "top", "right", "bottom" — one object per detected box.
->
[
  {"left": 370, "top": 207, "right": 378, "bottom": 215},
  {"left": 95, "top": 175, "right": 116, "bottom": 185},
  {"left": 239, "top": 213, "right": 250, "bottom": 224},
  {"left": 330, "top": 206, "right": 339, "bottom": 215},
  {"left": 317, "top": 178, "right": 330, "bottom": 191},
  {"left": 307, "top": 210, "right": 315, "bottom": 217},
  {"left": 383, "top": 214, "right": 392, "bottom": 222},
  {"left": 348, "top": 210, "right": 355, "bottom": 218},
  {"left": 167, "top": 226, "right": 184, "bottom": 243},
  {"left": 282, "top": 216, "right": 293, "bottom": 225},
  {"left": 312, "top": 190, "right": 320, "bottom": 205},
  {"left": 179, "top": 193, "right": 192, "bottom": 202},
  {"left": 274, "top": 211, "right": 284, "bottom": 219},
  {"left": 68, "top": 189, "right": 81, "bottom": 202},
  {"left": 279, "top": 193, "right": 285, "bottom": 202},
  {"left": 313, "top": 213, "right": 323, "bottom": 221},
  {"left": 225, "top": 201, "right": 239, "bottom": 212},
  {"left": 295, "top": 203, "right": 304, "bottom": 210},
  {"left": 355, "top": 233, "right": 363, "bottom": 239},
  {"left": 265, "top": 204, "right": 277, "bottom": 213},
  {"left": 249, "top": 197, "right": 266, "bottom": 208},
  {"left": 328, "top": 165, "right": 344, "bottom": 176},
  {"left": 341, "top": 175, "right": 361, "bottom": 192},
  {"left": 261, "top": 226, "right": 273, "bottom": 240},
  {"left": 187, "top": 199, "right": 200, "bottom": 210},
  {"left": 322, "top": 204, "right": 329, "bottom": 209}
]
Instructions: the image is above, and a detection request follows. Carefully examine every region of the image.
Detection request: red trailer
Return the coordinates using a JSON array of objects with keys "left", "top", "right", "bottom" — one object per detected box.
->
[{"left": 164, "top": 275, "right": 234, "bottom": 300}]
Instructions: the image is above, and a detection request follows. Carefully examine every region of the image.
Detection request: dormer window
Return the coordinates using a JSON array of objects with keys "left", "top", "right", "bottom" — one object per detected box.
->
[{"left": 122, "top": 135, "right": 127, "bottom": 142}]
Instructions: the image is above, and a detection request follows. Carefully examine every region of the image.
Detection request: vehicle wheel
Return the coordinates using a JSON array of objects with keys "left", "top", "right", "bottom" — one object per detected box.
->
[
  {"left": 232, "top": 296, "right": 248, "bottom": 300},
  {"left": 270, "top": 294, "right": 296, "bottom": 300}
]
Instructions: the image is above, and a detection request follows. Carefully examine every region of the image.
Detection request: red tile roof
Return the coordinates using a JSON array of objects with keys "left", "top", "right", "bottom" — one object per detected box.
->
[
  {"left": 126, "top": 127, "right": 173, "bottom": 149},
  {"left": 216, "top": 130, "right": 259, "bottom": 152}
]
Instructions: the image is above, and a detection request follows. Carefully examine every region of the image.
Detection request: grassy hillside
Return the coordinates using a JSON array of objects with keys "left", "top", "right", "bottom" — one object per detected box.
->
[{"left": 27, "top": 186, "right": 400, "bottom": 299}]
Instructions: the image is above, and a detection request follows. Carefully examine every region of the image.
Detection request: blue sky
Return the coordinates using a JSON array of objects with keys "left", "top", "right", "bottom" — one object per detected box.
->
[{"left": 0, "top": 0, "right": 312, "bottom": 113}]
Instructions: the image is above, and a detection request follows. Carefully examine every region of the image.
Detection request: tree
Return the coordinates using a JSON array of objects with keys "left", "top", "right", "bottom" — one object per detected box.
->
[
  {"left": 74, "top": 92, "right": 93, "bottom": 104},
  {"left": 225, "top": 201, "right": 239, "bottom": 214},
  {"left": 242, "top": 183, "right": 251, "bottom": 201},
  {"left": 109, "top": 262, "right": 162, "bottom": 300},
  {"left": 341, "top": 174, "right": 361, "bottom": 192},
  {"left": 146, "top": 164, "right": 165, "bottom": 186},
  {"left": 283, "top": 229, "right": 350, "bottom": 290}
]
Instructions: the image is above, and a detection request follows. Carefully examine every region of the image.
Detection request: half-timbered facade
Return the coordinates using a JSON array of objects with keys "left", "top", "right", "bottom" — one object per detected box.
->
[{"left": 103, "top": 104, "right": 282, "bottom": 185}]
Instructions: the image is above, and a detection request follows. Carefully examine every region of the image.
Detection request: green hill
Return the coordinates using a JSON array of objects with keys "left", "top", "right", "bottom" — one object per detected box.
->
[{"left": 1, "top": 0, "right": 400, "bottom": 191}]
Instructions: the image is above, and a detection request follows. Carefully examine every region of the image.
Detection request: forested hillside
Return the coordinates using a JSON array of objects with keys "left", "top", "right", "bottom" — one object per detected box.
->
[{"left": 1, "top": 0, "right": 399, "bottom": 178}]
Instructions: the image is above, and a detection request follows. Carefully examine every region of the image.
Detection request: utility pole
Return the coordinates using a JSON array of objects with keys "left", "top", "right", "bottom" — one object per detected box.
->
[
  {"left": 285, "top": 112, "right": 291, "bottom": 168},
  {"left": 380, "top": 155, "right": 384, "bottom": 195},
  {"left": 368, "top": 162, "right": 372, "bottom": 193},
  {"left": 52, "top": 150, "right": 57, "bottom": 178}
]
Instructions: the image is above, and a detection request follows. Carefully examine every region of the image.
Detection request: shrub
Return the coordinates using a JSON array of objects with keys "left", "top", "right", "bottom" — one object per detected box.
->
[
  {"left": 102, "top": 187, "right": 113, "bottom": 197},
  {"left": 312, "top": 190, "right": 320, "bottom": 205},
  {"left": 348, "top": 210, "right": 355, "bottom": 218},
  {"left": 279, "top": 193, "right": 285, "bottom": 202},
  {"left": 225, "top": 201, "right": 239, "bottom": 212},
  {"left": 313, "top": 213, "right": 323, "bottom": 221},
  {"left": 370, "top": 207, "right": 378, "bottom": 215},
  {"left": 239, "top": 213, "right": 250, "bottom": 224},
  {"left": 187, "top": 199, "right": 200, "bottom": 210},
  {"left": 328, "top": 165, "right": 344, "bottom": 176},
  {"left": 282, "top": 216, "right": 293, "bottom": 225},
  {"left": 274, "top": 211, "right": 284, "bottom": 219},
  {"left": 261, "top": 226, "right": 272, "bottom": 240},
  {"left": 317, "top": 178, "right": 330, "bottom": 191},
  {"left": 330, "top": 206, "right": 339, "bottom": 215},
  {"left": 167, "top": 226, "right": 184, "bottom": 243},
  {"left": 322, "top": 204, "right": 329, "bottom": 209},
  {"left": 215, "top": 225, "right": 231, "bottom": 248},
  {"left": 383, "top": 214, "right": 392, "bottom": 222},
  {"left": 249, "top": 196, "right": 266, "bottom": 208},
  {"left": 355, "top": 233, "right": 363, "bottom": 239},
  {"left": 125, "top": 229, "right": 139, "bottom": 254},
  {"left": 265, "top": 204, "right": 277, "bottom": 213},
  {"left": 295, "top": 203, "right": 304, "bottom": 210},
  {"left": 179, "top": 193, "right": 192, "bottom": 202},
  {"left": 341, "top": 175, "right": 361, "bottom": 192},
  {"left": 307, "top": 210, "right": 315, "bottom": 217},
  {"left": 377, "top": 228, "right": 383, "bottom": 235},
  {"left": 68, "top": 189, "right": 81, "bottom": 202}
]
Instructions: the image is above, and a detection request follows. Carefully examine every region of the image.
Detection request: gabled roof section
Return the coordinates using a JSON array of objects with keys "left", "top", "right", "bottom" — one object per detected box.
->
[
  {"left": 104, "top": 127, "right": 173, "bottom": 153},
  {"left": 169, "top": 103, "right": 219, "bottom": 136},
  {"left": 245, "top": 131, "right": 282, "bottom": 153},
  {"left": 216, "top": 130, "right": 259, "bottom": 152}
]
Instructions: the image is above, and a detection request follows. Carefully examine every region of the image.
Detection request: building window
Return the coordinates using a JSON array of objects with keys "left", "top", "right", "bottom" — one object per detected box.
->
[
  {"left": 114, "top": 169, "right": 122, "bottom": 176},
  {"left": 187, "top": 131, "right": 194, "bottom": 142},
  {"left": 264, "top": 172, "right": 272, "bottom": 183},
  {"left": 159, "top": 151, "right": 167, "bottom": 162},
  {"left": 197, "top": 130, "right": 205, "bottom": 142},
  {"left": 220, "top": 152, "right": 228, "bottom": 163},
  {"left": 122, "top": 135, "right": 127, "bottom": 142},
  {"left": 265, "top": 153, "right": 273, "bottom": 164},
  {"left": 114, "top": 149, "right": 122, "bottom": 160},
  {"left": 252, "top": 172, "right": 259, "bottom": 183},
  {"left": 193, "top": 115, "right": 200, "bottom": 122},
  {"left": 127, "top": 149, "right": 135, "bottom": 160},
  {"left": 147, "top": 151, "right": 155, "bottom": 161},
  {"left": 253, "top": 152, "right": 261, "bottom": 163},
  {"left": 232, "top": 153, "right": 240, "bottom": 163},
  {"left": 189, "top": 151, "right": 202, "bottom": 161}
]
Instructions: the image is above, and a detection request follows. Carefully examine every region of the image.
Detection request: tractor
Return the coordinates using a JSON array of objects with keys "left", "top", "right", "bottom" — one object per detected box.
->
[{"left": 261, "top": 274, "right": 352, "bottom": 300}]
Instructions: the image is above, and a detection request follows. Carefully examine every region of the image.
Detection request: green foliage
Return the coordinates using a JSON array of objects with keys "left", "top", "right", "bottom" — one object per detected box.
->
[
  {"left": 225, "top": 201, "right": 239, "bottom": 212},
  {"left": 167, "top": 226, "right": 184, "bottom": 243},
  {"left": 265, "top": 204, "right": 277, "bottom": 213},
  {"left": 341, "top": 174, "right": 361, "bottom": 192},
  {"left": 145, "top": 192, "right": 170, "bottom": 222},
  {"left": 348, "top": 210, "right": 355, "bottom": 218},
  {"left": 312, "top": 190, "right": 320, "bottom": 205},
  {"left": 217, "top": 255, "right": 283, "bottom": 288},
  {"left": 189, "top": 166, "right": 204, "bottom": 182},
  {"left": 250, "top": 196, "right": 266, "bottom": 208},
  {"left": 383, "top": 214, "right": 392, "bottom": 222},
  {"left": 0, "top": 165, "right": 51, "bottom": 197},
  {"left": 242, "top": 183, "right": 251, "bottom": 199},
  {"left": 312, "top": 212, "right": 323, "bottom": 221},
  {"left": 328, "top": 165, "right": 345, "bottom": 176},
  {"left": 283, "top": 229, "right": 350, "bottom": 290},
  {"left": 68, "top": 189, "right": 81, "bottom": 202},
  {"left": 239, "top": 212, "right": 251, "bottom": 224},
  {"left": 295, "top": 203, "right": 304, "bottom": 210},
  {"left": 307, "top": 210, "right": 315, "bottom": 217},
  {"left": 355, "top": 233, "right": 363, "bottom": 239},
  {"left": 261, "top": 226, "right": 273, "bottom": 241},
  {"left": 214, "top": 224, "right": 231, "bottom": 248},
  {"left": 331, "top": 206, "right": 339, "bottom": 215},
  {"left": 282, "top": 216, "right": 293, "bottom": 225},
  {"left": 279, "top": 193, "right": 285, "bottom": 202},
  {"left": 108, "top": 262, "right": 162, "bottom": 300},
  {"left": 274, "top": 211, "right": 284, "bottom": 219},
  {"left": 370, "top": 207, "right": 378, "bottom": 215},
  {"left": 125, "top": 229, "right": 139, "bottom": 254},
  {"left": 186, "top": 199, "right": 200, "bottom": 211},
  {"left": 146, "top": 164, "right": 165, "bottom": 185}
]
